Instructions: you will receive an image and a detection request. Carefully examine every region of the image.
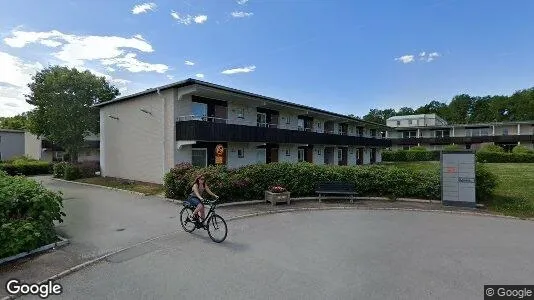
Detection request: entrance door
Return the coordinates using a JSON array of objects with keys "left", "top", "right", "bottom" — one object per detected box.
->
[
  {"left": 357, "top": 148, "right": 363, "bottom": 165},
  {"left": 370, "top": 148, "right": 376, "bottom": 164},
  {"left": 298, "top": 148, "right": 305, "bottom": 162},
  {"left": 269, "top": 148, "right": 279, "bottom": 163},
  {"left": 192, "top": 149, "right": 207, "bottom": 167},
  {"left": 256, "top": 149, "right": 266, "bottom": 164},
  {"left": 214, "top": 105, "right": 227, "bottom": 123}
]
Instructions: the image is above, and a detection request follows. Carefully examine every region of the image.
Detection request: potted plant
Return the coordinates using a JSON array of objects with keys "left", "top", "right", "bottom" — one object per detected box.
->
[{"left": 265, "top": 185, "right": 291, "bottom": 206}]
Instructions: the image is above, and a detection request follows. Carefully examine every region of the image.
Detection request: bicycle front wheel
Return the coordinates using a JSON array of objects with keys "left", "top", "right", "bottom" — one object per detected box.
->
[
  {"left": 180, "top": 206, "right": 196, "bottom": 233},
  {"left": 207, "top": 214, "right": 227, "bottom": 243}
]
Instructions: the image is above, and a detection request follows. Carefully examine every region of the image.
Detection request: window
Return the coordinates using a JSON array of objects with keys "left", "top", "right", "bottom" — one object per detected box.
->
[
  {"left": 357, "top": 127, "right": 364, "bottom": 137},
  {"left": 337, "top": 149, "right": 343, "bottom": 161},
  {"left": 192, "top": 149, "right": 207, "bottom": 167},
  {"left": 317, "top": 149, "right": 322, "bottom": 156},
  {"left": 298, "top": 118, "right": 305, "bottom": 131},
  {"left": 411, "top": 119, "right": 417, "bottom": 125},
  {"left": 402, "top": 131, "right": 417, "bottom": 138},
  {"left": 286, "top": 116, "right": 291, "bottom": 125},
  {"left": 503, "top": 128, "right": 509, "bottom": 136},
  {"left": 236, "top": 108, "right": 245, "bottom": 119},
  {"left": 0, "top": 152, "right": 2, "bottom": 161},
  {"left": 370, "top": 129, "right": 377, "bottom": 137},
  {"left": 396, "top": 121, "right": 400, "bottom": 126},
  {"left": 285, "top": 148, "right": 291, "bottom": 156},
  {"left": 237, "top": 148, "right": 244, "bottom": 158},
  {"left": 434, "top": 130, "right": 450, "bottom": 138},
  {"left": 257, "top": 112, "right": 267, "bottom": 127},
  {"left": 191, "top": 102, "right": 208, "bottom": 121},
  {"left": 298, "top": 149, "right": 305, "bottom": 162}
]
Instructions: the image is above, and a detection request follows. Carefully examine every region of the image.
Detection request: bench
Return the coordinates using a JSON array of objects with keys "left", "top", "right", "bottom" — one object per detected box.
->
[{"left": 315, "top": 181, "right": 358, "bottom": 203}]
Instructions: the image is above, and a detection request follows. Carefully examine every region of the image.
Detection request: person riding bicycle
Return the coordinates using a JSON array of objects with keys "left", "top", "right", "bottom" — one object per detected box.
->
[{"left": 186, "top": 174, "right": 219, "bottom": 224}]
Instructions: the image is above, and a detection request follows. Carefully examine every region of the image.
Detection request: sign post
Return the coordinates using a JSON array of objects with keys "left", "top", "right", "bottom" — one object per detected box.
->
[
  {"left": 440, "top": 150, "right": 476, "bottom": 208},
  {"left": 215, "top": 144, "right": 225, "bottom": 165}
]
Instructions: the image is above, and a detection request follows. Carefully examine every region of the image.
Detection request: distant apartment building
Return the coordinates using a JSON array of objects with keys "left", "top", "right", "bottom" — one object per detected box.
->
[
  {"left": 385, "top": 114, "right": 534, "bottom": 151},
  {"left": 0, "top": 129, "right": 25, "bottom": 161},
  {"left": 24, "top": 133, "right": 100, "bottom": 162},
  {"left": 95, "top": 78, "right": 391, "bottom": 184}
]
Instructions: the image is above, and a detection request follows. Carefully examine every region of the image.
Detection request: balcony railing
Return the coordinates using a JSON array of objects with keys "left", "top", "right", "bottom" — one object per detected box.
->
[
  {"left": 391, "top": 134, "right": 534, "bottom": 145},
  {"left": 176, "top": 116, "right": 391, "bottom": 147}
]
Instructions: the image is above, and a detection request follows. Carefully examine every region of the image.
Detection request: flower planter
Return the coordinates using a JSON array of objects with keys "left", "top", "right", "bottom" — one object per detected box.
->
[{"left": 265, "top": 191, "right": 291, "bottom": 206}]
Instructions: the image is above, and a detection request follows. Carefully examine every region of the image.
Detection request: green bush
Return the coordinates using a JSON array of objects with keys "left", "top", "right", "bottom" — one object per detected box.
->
[
  {"left": 0, "top": 160, "right": 52, "bottom": 176},
  {"left": 163, "top": 162, "right": 496, "bottom": 203},
  {"left": 478, "top": 144, "right": 505, "bottom": 153},
  {"left": 444, "top": 144, "right": 461, "bottom": 151},
  {"left": 512, "top": 145, "right": 534, "bottom": 154},
  {"left": 409, "top": 146, "right": 427, "bottom": 151},
  {"left": 53, "top": 161, "right": 99, "bottom": 180},
  {"left": 0, "top": 172, "right": 66, "bottom": 259},
  {"left": 475, "top": 151, "right": 534, "bottom": 163},
  {"left": 382, "top": 150, "right": 440, "bottom": 161}
]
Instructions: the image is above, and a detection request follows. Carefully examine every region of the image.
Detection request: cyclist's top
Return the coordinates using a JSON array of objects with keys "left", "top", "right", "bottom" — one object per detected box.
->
[{"left": 190, "top": 182, "right": 205, "bottom": 197}]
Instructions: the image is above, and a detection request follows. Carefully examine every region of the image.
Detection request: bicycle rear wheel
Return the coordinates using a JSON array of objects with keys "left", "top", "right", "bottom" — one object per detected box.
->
[
  {"left": 180, "top": 206, "right": 196, "bottom": 233},
  {"left": 207, "top": 214, "right": 227, "bottom": 243}
]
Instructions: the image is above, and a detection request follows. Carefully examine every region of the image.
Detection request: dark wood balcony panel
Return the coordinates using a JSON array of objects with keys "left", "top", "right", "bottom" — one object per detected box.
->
[
  {"left": 391, "top": 135, "right": 534, "bottom": 145},
  {"left": 176, "top": 120, "right": 391, "bottom": 147}
]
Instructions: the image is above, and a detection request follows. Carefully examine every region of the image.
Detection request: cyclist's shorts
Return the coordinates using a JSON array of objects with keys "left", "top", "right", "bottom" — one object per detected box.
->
[{"left": 186, "top": 195, "right": 201, "bottom": 207}]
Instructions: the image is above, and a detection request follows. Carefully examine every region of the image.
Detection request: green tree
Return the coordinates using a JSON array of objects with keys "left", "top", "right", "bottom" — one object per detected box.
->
[
  {"left": 447, "top": 94, "right": 473, "bottom": 124},
  {"left": 25, "top": 66, "right": 119, "bottom": 163},
  {"left": 0, "top": 112, "right": 29, "bottom": 130}
]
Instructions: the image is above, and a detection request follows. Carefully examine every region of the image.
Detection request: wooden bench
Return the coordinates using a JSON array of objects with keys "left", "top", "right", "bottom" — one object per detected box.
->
[{"left": 315, "top": 181, "right": 358, "bottom": 203}]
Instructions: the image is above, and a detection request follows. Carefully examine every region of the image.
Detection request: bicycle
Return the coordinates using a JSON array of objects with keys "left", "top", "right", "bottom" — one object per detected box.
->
[{"left": 179, "top": 197, "right": 228, "bottom": 243}]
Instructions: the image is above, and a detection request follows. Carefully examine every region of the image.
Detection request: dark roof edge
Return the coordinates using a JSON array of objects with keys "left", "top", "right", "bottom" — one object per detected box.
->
[{"left": 93, "top": 78, "right": 390, "bottom": 129}]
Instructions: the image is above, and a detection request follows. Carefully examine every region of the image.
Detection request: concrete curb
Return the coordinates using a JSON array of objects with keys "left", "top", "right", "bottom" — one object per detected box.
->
[
  {"left": 2, "top": 206, "right": 531, "bottom": 299},
  {"left": 0, "top": 235, "right": 69, "bottom": 266},
  {"left": 50, "top": 178, "right": 147, "bottom": 196}
]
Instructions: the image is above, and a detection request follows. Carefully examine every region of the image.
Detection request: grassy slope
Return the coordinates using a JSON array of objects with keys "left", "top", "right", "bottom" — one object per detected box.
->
[{"left": 382, "top": 161, "right": 534, "bottom": 218}]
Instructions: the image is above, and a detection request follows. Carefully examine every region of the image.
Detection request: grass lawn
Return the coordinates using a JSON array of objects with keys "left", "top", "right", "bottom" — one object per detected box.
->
[
  {"left": 383, "top": 161, "right": 534, "bottom": 218},
  {"left": 76, "top": 177, "right": 165, "bottom": 196}
]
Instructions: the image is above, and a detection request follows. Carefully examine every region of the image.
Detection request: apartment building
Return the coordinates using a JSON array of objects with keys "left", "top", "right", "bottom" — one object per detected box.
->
[
  {"left": 386, "top": 114, "right": 534, "bottom": 151},
  {"left": 95, "top": 78, "right": 391, "bottom": 184},
  {"left": 24, "top": 132, "right": 100, "bottom": 162},
  {"left": 0, "top": 129, "right": 25, "bottom": 161}
]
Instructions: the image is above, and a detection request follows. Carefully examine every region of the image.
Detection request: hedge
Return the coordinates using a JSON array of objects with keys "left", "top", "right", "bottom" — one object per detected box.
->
[
  {"left": 383, "top": 150, "right": 534, "bottom": 163},
  {"left": 53, "top": 161, "right": 100, "bottom": 180},
  {"left": 0, "top": 171, "right": 66, "bottom": 259},
  {"left": 0, "top": 161, "right": 53, "bottom": 176},
  {"left": 382, "top": 150, "right": 441, "bottom": 162},
  {"left": 164, "top": 162, "right": 497, "bottom": 204}
]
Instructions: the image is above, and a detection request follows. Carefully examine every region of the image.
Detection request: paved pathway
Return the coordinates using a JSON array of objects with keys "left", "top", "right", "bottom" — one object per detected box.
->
[{"left": 17, "top": 209, "right": 534, "bottom": 300}]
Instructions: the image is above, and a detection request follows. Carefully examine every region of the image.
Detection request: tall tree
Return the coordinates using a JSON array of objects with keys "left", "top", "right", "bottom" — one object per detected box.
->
[
  {"left": 0, "top": 112, "right": 29, "bottom": 130},
  {"left": 447, "top": 94, "right": 473, "bottom": 124},
  {"left": 25, "top": 66, "right": 119, "bottom": 162}
]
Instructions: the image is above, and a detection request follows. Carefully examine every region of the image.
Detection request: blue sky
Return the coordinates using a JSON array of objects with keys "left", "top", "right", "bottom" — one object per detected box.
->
[{"left": 1, "top": 0, "right": 534, "bottom": 117}]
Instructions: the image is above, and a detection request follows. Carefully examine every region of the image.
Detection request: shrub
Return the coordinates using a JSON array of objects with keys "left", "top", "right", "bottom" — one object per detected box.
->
[
  {"left": 475, "top": 151, "right": 534, "bottom": 163},
  {"left": 53, "top": 162, "right": 69, "bottom": 178},
  {"left": 0, "top": 161, "right": 52, "bottom": 176},
  {"left": 0, "top": 173, "right": 66, "bottom": 259},
  {"left": 382, "top": 150, "right": 440, "bottom": 161},
  {"left": 512, "top": 145, "right": 533, "bottom": 154},
  {"left": 163, "top": 162, "right": 495, "bottom": 203},
  {"left": 478, "top": 144, "right": 505, "bottom": 153},
  {"left": 53, "top": 161, "right": 100, "bottom": 180},
  {"left": 444, "top": 144, "right": 461, "bottom": 151}
]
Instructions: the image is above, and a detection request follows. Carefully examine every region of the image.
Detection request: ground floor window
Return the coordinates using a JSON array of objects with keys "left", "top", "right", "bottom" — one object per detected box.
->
[{"left": 192, "top": 149, "right": 207, "bottom": 167}]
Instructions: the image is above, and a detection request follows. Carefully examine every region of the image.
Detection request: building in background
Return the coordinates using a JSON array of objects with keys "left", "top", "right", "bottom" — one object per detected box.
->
[
  {"left": 95, "top": 78, "right": 391, "bottom": 184},
  {"left": 24, "top": 133, "right": 100, "bottom": 162},
  {"left": 385, "top": 114, "right": 534, "bottom": 151},
  {"left": 0, "top": 129, "right": 25, "bottom": 161}
]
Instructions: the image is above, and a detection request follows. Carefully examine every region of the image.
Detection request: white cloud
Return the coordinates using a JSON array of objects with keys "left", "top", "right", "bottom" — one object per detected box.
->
[
  {"left": 231, "top": 11, "right": 253, "bottom": 18},
  {"left": 167, "top": 75, "right": 174, "bottom": 80},
  {"left": 237, "top": 0, "right": 249, "bottom": 4},
  {"left": 171, "top": 10, "right": 207, "bottom": 25},
  {"left": 419, "top": 51, "right": 441, "bottom": 62},
  {"left": 195, "top": 73, "right": 205, "bottom": 78},
  {"left": 221, "top": 65, "right": 256, "bottom": 74},
  {"left": 101, "top": 52, "right": 168, "bottom": 73},
  {"left": 132, "top": 2, "right": 157, "bottom": 15},
  {"left": 0, "top": 52, "right": 43, "bottom": 117},
  {"left": 106, "top": 66, "right": 115, "bottom": 72},
  {"left": 194, "top": 15, "right": 208, "bottom": 24},
  {"left": 185, "top": 60, "right": 195, "bottom": 66},
  {"left": 3, "top": 29, "right": 168, "bottom": 73},
  {"left": 395, "top": 55, "right": 415, "bottom": 64},
  {"left": 40, "top": 39, "right": 62, "bottom": 47}
]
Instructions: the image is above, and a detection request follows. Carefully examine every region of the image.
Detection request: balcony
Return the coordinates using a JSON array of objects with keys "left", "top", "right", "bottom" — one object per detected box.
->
[
  {"left": 391, "top": 134, "right": 534, "bottom": 145},
  {"left": 176, "top": 116, "right": 391, "bottom": 147}
]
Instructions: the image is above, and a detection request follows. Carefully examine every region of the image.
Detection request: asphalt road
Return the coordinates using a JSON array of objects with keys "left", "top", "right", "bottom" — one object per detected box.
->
[{"left": 18, "top": 209, "right": 534, "bottom": 300}]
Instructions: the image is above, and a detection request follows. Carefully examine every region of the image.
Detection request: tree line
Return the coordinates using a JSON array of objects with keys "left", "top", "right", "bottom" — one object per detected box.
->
[{"left": 361, "top": 89, "right": 534, "bottom": 125}]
